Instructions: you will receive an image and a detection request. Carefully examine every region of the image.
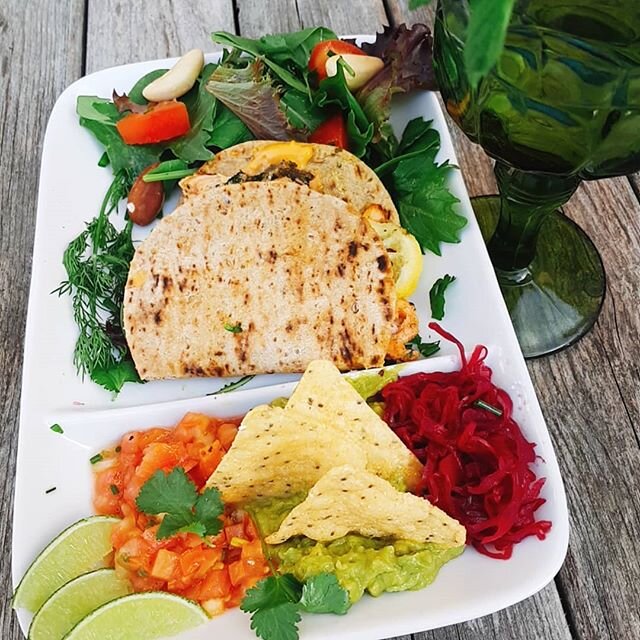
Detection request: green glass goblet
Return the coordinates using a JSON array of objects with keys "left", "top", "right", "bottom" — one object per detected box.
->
[{"left": 433, "top": 0, "right": 640, "bottom": 357}]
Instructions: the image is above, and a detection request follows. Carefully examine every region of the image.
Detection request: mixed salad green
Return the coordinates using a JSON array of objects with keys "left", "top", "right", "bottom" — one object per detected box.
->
[{"left": 61, "top": 25, "right": 466, "bottom": 393}]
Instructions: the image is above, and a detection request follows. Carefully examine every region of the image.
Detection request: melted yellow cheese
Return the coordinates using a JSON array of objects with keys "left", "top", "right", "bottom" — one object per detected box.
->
[{"left": 245, "top": 141, "right": 314, "bottom": 173}]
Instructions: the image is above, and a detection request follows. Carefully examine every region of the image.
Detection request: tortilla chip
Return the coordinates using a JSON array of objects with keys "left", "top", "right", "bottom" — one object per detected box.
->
[
  {"left": 265, "top": 465, "right": 466, "bottom": 548},
  {"left": 206, "top": 405, "right": 368, "bottom": 503},
  {"left": 285, "top": 360, "right": 422, "bottom": 491}
]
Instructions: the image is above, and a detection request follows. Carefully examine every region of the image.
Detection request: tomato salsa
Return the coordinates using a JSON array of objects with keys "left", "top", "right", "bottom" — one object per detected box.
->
[{"left": 93, "top": 412, "right": 270, "bottom": 616}]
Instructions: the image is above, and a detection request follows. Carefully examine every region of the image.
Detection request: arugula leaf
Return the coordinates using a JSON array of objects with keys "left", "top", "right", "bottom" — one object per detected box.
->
[
  {"left": 128, "top": 69, "right": 168, "bottom": 104},
  {"left": 136, "top": 468, "right": 224, "bottom": 539},
  {"left": 280, "top": 89, "right": 326, "bottom": 132},
  {"left": 77, "top": 96, "right": 161, "bottom": 177},
  {"left": 315, "top": 61, "right": 374, "bottom": 157},
  {"left": 382, "top": 118, "right": 466, "bottom": 255},
  {"left": 168, "top": 63, "right": 218, "bottom": 162},
  {"left": 212, "top": 27, "right": 337, "bottom": 92},
  {"left": 90, "top": 358, "right": 141, "bottom": 394},
  {"left": 299, "top": 574, "right": 350, "bottom": 615},
  {"left": 429, "top": 274, "right": 456, "bottom": 320},
  {"left": 208, "top": 103, "right": 254, "bottom": 149},
  {"left": 406, "top": 335, "right": 440, "bottom": 358}
]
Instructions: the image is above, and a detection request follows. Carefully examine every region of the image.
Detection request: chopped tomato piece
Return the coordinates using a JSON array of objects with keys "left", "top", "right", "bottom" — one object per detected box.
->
[
  {"left": 309, "top": 113, "right": 349, "bottom": 150},
  {"left": 93, "top": 413, "right": 267, "bottom": 615},
  {"left": 116, "top": 100, "right": 190, "bottom": 145},
  {"left": 309, "top": 39, "right": 365, "bottom": 80}
]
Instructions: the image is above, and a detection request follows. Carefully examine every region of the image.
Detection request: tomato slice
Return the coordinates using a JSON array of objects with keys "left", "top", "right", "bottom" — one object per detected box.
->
[
  {"left": 309, "top": 113, "right": 349, "bottom": 150},
  {"left": 116, "top": 100, "right": 190, "bottom": 145},
  {"left": 309, "top": 39, "right": 365, "bottom": 80}
]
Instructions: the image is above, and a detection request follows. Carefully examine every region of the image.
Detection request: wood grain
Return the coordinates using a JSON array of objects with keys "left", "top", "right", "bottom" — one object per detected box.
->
[
  {"left": 1, "top": 2, "right": 85, "bottom": 638},
  {"left": 85, "top": 0, "right": 235, "bottom": 71},
  {"left": 4, "top": 1, "right": 640, "bottom": 640}
]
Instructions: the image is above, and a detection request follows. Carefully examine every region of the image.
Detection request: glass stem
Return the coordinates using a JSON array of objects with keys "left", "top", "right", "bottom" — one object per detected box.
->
[{"left": 488, "top": 162, "right": 580, "bottom": 272}]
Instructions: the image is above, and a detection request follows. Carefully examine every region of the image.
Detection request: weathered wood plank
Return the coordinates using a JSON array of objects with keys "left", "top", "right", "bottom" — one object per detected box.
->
[
  {"left": 527, "top": 177, "right": 640, "bottom": 640},
  {"left": 86, "top": 0, "right": 235, "bottom": 72},
  {"left": 1, "top": 2, "right": 85, "bottom": 639}
]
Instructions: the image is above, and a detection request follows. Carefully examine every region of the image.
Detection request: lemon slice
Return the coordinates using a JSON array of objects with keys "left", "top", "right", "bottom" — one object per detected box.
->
[
  {"left": 13, "top": 516, "right": 119, "bottom": 613},
  {"left": 371, "top": 221, "right": 423, "bottom": 299},
  {"left": 29, "top": 569, "right": 131, "bottom": 640},
  {"left": 64, "top": 592, "right": 208, "bottom": 640}
]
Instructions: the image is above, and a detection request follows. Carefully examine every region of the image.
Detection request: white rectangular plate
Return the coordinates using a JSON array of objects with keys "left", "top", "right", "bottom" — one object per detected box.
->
[{"left": 13, "top": 43, "right": 569, "bottom": 640}]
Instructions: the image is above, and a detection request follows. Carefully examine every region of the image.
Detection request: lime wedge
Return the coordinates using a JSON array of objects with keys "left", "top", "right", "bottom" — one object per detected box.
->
[
  {"left": 29, "top": 569, "right": 131, "bottom": 640},
  {"left": 13, "top": 516, "right": 119, "bottom": 613},
  {"left": 64, "top": 592, "right": 208, "bottom": 639}
]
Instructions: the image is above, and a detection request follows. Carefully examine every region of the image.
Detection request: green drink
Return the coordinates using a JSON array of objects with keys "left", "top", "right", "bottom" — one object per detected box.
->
[{"left": 434, "top": 0, "right": 640, "bottom": 356}]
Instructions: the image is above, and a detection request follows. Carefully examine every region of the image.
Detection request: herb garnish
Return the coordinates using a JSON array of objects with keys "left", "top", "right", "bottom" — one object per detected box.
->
[
  {"left": 50, "top": 424, "right": 64, "bottom": 434},
  {"left": 473, "top": 399, "right": 503, "bottom": 417},
  {"left": 429, "top": 274, "right": 456, "bottom": 320},
  {"left": 208, "top": 375, "right": 256, "bottom": 396},
  {"left": 406, "top": 334, "right": 440, "bottom": 358},
  {"left": 89, "top": 453, "right": 103, "bottom": 465},
  {"left": 54, "top": 170, "right": 141, "bottom": 394},
  {"left": 241, "top": 573, "right": 350, "bottom": 640},
  {"left": 224, "top": 322, "right": 243, "bottom": 333},
  {"left": 136, "top": 467, "right": 224, "bottom": 539},
  {"left": 379, "top": 118, "right": 465, "bottom": 255}
]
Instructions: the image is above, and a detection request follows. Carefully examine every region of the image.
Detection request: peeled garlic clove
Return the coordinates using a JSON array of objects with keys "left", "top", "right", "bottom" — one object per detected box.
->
[
  {"left": 325, "top": 53, "right": 385, "bottom": 91},
  {"left": 142, "top": 49, "right": 205, "bottom": 102}
]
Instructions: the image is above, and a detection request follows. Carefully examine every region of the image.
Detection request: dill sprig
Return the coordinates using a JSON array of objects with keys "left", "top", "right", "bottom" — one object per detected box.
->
[{"left": 54, "top": 170, "right": 141, "bottom": 393}]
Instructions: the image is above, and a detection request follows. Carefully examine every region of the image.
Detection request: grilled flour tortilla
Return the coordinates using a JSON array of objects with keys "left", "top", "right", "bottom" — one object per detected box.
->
[
  {"left": 182, "top": 140, "right": 399, "bottom": 223},
  {"left": 123, "top": 181, "right": 396, "bottom": 380}
]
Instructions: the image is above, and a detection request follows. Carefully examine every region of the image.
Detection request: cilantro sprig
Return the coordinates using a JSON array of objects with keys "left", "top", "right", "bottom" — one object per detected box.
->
[
  {"left": 429, "top": 274, "right": 456, "bottom": 321},
  {"left": 241, "top": 573, "right": 350, "bottom": 640},
  {"left": 136, "top": 467, "right": 224, "bottom": 539}
]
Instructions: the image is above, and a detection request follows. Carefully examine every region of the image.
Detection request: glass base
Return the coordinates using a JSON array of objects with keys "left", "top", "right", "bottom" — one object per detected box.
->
[{"left": 472, "top": 196, "right": 606, "bottom": 359}]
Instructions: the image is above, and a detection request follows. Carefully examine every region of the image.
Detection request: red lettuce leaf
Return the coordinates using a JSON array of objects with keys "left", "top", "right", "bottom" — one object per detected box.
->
[
  {"left": 357, "top": 24, "right": 436, "bottom": 159},
  {"left": 205, "top": 60, "right": 303, "bottom": 141}
]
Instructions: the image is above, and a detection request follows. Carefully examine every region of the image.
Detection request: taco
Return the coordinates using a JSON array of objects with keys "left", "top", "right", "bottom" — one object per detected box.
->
[
  {"left": 123, "top": 180, "right": 414, "bottom": 380},
  {"left": 181, "top": 140, "right": 399, "bottom": 223}
]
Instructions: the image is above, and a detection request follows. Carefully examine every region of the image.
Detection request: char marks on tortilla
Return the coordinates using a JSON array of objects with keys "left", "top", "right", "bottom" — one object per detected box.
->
[{"left": 123, "top": 181, "right": 395, "bottom": 379}]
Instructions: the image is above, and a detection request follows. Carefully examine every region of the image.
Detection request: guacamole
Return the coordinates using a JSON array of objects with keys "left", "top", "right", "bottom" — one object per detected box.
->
[{"left": 250, "top": 497, "right": 464, "bottom": 603}]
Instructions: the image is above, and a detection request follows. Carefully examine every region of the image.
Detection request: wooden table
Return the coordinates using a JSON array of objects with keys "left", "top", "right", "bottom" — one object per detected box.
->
[{"left": 2, "top": 1, "right": 639, "bottom": 639}]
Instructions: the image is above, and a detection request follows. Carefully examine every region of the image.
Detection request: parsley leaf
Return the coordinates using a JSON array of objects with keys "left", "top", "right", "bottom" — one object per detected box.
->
[
  {"left": 194, "top": 487, "right": 225, "bottom": 536},
  {"left": 406, "top": 335, "right": 440, "bottom": 358},
  {"left": 241, "top": 575, "right": 302, "bottom": 612},
  {"left": 224, "top": 322, "right": 243, "bottom": 333},
  {"left": 241, "top": 573, "right": 349, "bottom": 640},
  {"left": 250, "top": 603, "right": 301, "bottom": 640},
  {"left": 300, "top": 574, "right": 350, "bottom": 614},
  {"left": 380, "top": 118, "right": 466, "bottom": 256},
  {"left": 429, "top": 274, "right": 456, "bottom": 321},
  {"left": 90, "top": 358, "right": 141, "bottom": 394},
  {"left": 136, "top": 467, "right": 224, "bottom": 539}
]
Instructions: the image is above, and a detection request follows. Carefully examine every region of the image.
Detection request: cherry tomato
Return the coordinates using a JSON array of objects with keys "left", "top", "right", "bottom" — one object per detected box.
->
[
  {"left": 116, "top": 100, "right": 190, "bottom": 145},
  {"left": 309, "top": 113, "right": 349, "bottom": 149},
  {"left": 308, "top": 39, "right": 365, "bottom": 81}
]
